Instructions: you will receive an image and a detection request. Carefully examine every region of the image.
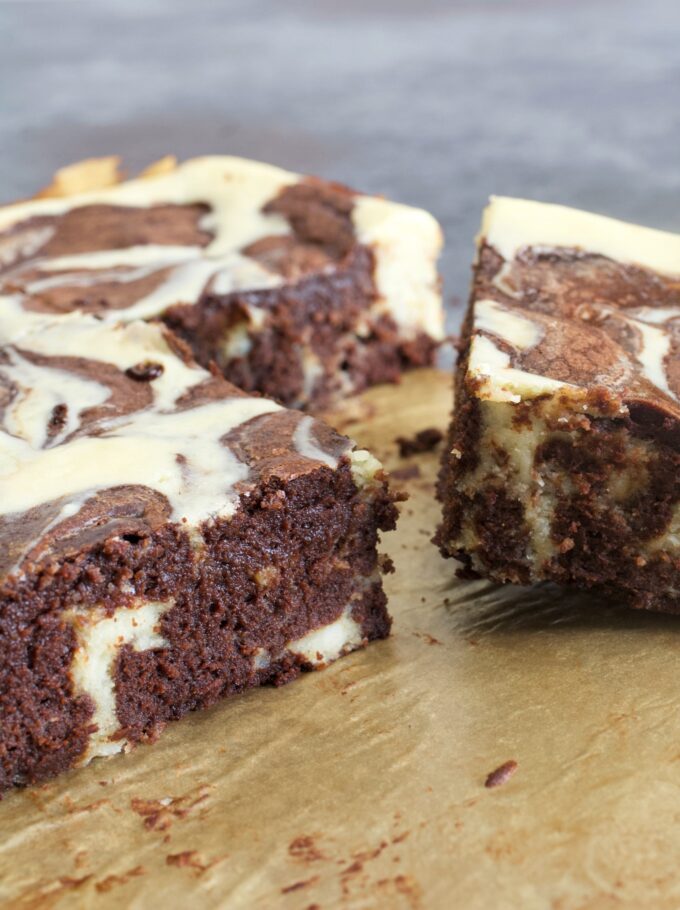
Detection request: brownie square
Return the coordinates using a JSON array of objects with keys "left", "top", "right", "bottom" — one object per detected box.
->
[
  {"left": 437, "top": 197, "right": 679, "bottom": 612},
  {"left": 0, "top": 314, "right": 398, "bottom": 791}
]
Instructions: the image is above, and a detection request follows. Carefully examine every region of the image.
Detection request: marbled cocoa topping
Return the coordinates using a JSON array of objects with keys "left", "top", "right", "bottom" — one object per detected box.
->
[
  {"left": 472, "top": 247, "right": 679, "bottom": 415},
  {"left": 0, "top": 156, "right": 443, "bottom": 408},
  {"left": 0, "top": 308, "right": 399, "bottom": 791},
  {"left": 438, "top": 197, "right": 680, "bottom": 614}
]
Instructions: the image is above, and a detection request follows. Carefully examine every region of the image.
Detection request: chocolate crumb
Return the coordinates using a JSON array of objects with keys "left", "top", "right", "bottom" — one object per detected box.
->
[
  {"left": 288, "top": 834, "right": 325, "bottom": 863},
  {"left": 484, "top": 760, "right": 518, "bottom": 788},
  {"left": 390, "top": 465, "right": 422, "bottom": 481},
  {"left": 125, "top": 360, "right": 165, "bottom": 382},
  {"left": 165, "top": 850, "right": 226, "bottom": 875},
  {"left": 379, "top": 554, "right": 396, "bottom": 574},
  {"left": 412, "top": 631, "right": 442, "bottom": 646},
  {"left": 396, "top": 428, "right": 443, "bottom": 457}
]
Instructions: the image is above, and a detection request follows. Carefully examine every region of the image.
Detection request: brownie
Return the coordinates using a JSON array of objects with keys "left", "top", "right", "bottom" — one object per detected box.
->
[
  {"left": 437, "top": 197, "right": 680, "bottom": 612},
  {"left": 0, "top": 155, "right": 443, "bottom": 410},
  {"left": 0, "top": 312, "right": 400, "bottom": 792}
]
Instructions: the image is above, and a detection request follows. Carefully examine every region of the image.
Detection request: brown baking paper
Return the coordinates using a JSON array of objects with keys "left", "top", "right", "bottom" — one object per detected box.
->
[{"left": 2, "top": 369, "right": 680, "bottom": 910}]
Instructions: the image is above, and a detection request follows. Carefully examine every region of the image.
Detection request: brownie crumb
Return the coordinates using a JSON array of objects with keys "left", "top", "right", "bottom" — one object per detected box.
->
[
  {"left": 484, "top": 760, "right": 518, "bottom": 788},
  {"left": 125, "top": 360, "right": 165, "bottom": 382},
  {"left": 379, "top": 554, "right": 396, "bottom": 574},
  {"left": 288, "top": 834, "right": 325, "bottom": 863},
  {"left": 396, "top": 428, "right": 443, "bottom": 457},
  {"left": 164, "top": 850, "right": 225, "bottom": 874},
  {"left": 390, "top": 465, "right": 422, "bottom": 481}
]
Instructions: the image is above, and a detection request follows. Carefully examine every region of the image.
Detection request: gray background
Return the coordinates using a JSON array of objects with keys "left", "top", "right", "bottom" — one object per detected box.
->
[{"left": 2, "top": 0, "right": 679, "bottom": 327}]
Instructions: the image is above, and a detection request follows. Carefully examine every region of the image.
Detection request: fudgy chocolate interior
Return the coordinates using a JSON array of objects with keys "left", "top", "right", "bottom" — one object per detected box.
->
[{"left": 0, "top": 462, "right": 396, "bottom": 791}]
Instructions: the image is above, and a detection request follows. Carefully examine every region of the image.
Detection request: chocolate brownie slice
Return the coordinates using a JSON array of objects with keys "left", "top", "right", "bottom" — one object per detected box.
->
[
  {"left": 0, "top": 312, "right": 399, "bottom": 792},
  {"left": 0, "top": 155, "right": 443, "bottom": 409},
  {"left": 437, "top": 197, "right": 679, "bottom": 612}
]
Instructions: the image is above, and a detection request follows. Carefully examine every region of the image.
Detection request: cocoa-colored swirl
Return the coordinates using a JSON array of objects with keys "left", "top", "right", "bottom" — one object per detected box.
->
[
  {"left": 473, "top": 243, "right": 680, "bottom": 420},
  {"left": 0, "top": 169, "right": 359, "bottom": 320}
]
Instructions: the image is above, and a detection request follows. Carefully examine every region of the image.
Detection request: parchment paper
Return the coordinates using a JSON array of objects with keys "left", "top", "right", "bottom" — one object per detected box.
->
[{"left": 2, "top": 369, "right": 680, "bottom": 909}]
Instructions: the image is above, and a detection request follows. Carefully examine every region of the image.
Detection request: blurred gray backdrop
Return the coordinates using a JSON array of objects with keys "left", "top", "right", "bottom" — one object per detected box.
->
[{"left": 2, "top": 0, "right": 679, "bottom": 326}]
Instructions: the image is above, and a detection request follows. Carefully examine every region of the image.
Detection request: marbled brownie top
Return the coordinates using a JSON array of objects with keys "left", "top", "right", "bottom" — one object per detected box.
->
[
  {"left": 0, "top": 155, "right": 443, "bottom": 340},
  {"left": 468, "top": 197, "right": 679, "bottom": 429},
  {"left": 0, "top": 310, "right": 368, "bottom": 582}
]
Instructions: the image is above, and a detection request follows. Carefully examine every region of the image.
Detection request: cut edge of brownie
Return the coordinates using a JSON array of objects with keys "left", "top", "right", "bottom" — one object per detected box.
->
[{"left": 1, "top": 448, "right": 400, "bottom": 792}]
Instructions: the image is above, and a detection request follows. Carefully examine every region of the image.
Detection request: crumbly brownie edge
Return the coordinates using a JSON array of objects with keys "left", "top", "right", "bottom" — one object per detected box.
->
[
  {"left": 435, "top": 293, "right": 481, "bottom": 557},
  {"left": 536, "top": 418, "right": 680, "bottom": 612},
  {"left": 438, "top": 409, "right": 680, "bottom": 611},
  {"left": 0, "top": 461, "right": 397, "bottom": 792}
]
